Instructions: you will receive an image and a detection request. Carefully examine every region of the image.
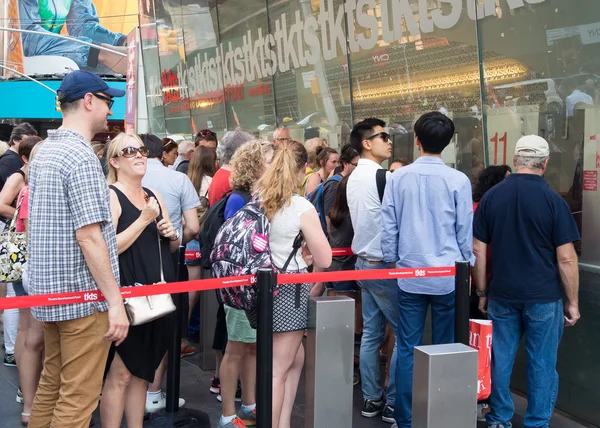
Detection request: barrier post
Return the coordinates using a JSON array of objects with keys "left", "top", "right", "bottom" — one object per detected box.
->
[
  {"left": 256, "top": 268, "right": 274, "bottom": 428},
  {"left": 454, "top": 261, "right": 470, "bottom": 346},
  {"left": 166, "top": 246, "right": 185, "bottom": 413}
]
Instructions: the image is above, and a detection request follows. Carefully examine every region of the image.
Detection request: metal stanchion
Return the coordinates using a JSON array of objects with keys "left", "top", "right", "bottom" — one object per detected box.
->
[
  {"left": 454, "top": 260, "right": 471, "bottom": 346},
  {"left": 256, "top": 268, "right": 274, "bottom": 428},
  {"left": 148, "top": 245, "right": 209, "bottom": 427},
  {"left": 166, "top": 246, "right": 185, "bottom": 413}
]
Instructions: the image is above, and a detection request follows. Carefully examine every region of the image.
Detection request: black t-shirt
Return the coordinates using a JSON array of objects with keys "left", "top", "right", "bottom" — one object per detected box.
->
[
  {"left": 0, "top": 150, "right": 23, "bottom": 191},
  {"left": 473, "top": 174, "right": 580, "bottom": 303}
]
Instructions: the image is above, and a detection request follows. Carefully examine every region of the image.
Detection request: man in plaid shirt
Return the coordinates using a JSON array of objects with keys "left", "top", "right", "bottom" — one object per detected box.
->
[{"left": 27, "top": 71, "right": 129, "bottom": 428}]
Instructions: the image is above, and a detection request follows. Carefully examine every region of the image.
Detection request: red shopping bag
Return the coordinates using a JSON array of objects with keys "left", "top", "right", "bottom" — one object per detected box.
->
[{"left": 469, "top": 319, "right": 492, "bottom": 401}]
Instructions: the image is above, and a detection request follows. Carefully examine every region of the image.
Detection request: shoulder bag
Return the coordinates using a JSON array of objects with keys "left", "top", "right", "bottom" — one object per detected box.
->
[{"left": 124, "top": 223, "right": 176, "bottom": 326}]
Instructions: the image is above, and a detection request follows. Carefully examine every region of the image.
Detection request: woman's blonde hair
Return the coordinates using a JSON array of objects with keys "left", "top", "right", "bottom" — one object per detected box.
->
[
  {"left": 106, "top": 133, "right": 145, "bottom": 184},
  {"left": 229, "top": 140, "right": 267, "bottom": 193},
  {"left": 258, "top": 140, "right": 308, "bottom": 220}
]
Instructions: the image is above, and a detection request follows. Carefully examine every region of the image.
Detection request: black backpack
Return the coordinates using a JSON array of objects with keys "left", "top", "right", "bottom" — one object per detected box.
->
[{"left": 199, "top": 190, "right": 251, "bottom": 269}]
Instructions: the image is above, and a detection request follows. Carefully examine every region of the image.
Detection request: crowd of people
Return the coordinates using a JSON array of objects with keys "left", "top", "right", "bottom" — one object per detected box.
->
[{"left": 0, "top": 70, "right": 581, "bottom": 428}]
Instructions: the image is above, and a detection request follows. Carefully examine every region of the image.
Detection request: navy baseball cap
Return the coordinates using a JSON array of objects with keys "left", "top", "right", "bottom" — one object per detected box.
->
[{"left": 57, "top": 70, "right": 125, "bottom": 103}]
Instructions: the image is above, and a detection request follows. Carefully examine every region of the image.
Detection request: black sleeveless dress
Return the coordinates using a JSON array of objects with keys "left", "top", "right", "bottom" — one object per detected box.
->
[{"left": 105, "top": 186, "right": 176, "bottom": 382}]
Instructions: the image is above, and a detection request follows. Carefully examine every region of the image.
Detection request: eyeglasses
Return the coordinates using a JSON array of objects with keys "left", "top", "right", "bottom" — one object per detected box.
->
[
  {"left": 198, "top": 129, "right": 216, "bottom": 138},
  {"left": 350, "top": 161, "right": 358, "bottom": 167},
  {"left": 365, "top": 132, "right": 391, "bottom": 142},
  {"left": 115, "top": 146, "right": 149, "bottom": 158},
  {"left": 92, "top": 93, "right": 114, "bottom": 110}
]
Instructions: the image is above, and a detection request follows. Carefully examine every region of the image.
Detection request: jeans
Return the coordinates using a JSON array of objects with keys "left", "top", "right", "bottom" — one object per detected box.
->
[
  {"left": 394, "top": 288, "right": 455, "bottom": 427},
  {"left": 355, "top": 258, "right": 398, "bottom": 406},
  {"left": 486, "top": 299, "right": 564, "bottom": 428}
]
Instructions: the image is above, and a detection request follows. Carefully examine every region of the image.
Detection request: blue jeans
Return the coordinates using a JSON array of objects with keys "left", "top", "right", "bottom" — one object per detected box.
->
[
  {"left": 355, "top": 258, "right": 398, "bottom": 406},
  {"left": 486, "top": 299, "right": 564, "bottom": 428},
  {"left": 394, "top": 289, "right": 455, "bottom": 427}
]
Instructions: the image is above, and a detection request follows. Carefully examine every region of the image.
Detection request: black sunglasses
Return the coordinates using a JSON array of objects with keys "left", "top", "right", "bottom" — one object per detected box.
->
[
  {"left": 198, "top": 129, "right": 216, "bottom": 138},
  {"left": 92, "top": 93, "right": 115, "bottom": 110},
  {"left": 365, "top": 132, "right": 391, "bottom": 142},
  {"left": 115, "top": 146, "right": 149, "bottom": 158}
]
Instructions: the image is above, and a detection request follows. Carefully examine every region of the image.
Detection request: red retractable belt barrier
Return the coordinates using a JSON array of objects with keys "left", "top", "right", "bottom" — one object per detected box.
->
[
  {"left": 185, "top": 248, "right": 355, "bottom": 260},
  {"left": 0, "top": 266, "right": 455, "bottom": 311},
  {"left": 184, "top": 250, "right": 201, "bottom": 260}
]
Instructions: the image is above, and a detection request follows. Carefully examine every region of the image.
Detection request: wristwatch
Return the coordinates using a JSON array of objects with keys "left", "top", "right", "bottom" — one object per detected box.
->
[{"left": 476, "top": 289, "right": 488, "bottom": 297}]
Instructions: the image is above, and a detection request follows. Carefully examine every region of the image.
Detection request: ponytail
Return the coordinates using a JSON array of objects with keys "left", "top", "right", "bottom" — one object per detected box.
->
[{"left": 259, "top": 140, "right": 308, "bottom": 220}]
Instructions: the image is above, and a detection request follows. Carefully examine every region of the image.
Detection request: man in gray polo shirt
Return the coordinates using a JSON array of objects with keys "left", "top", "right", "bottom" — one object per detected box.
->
[{"left": 140, "top": 133, "right": 200, "bottom": 412}]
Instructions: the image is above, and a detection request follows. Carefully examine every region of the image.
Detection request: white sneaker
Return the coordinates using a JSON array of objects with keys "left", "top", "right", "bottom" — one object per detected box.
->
[
  {"left": 477, "top": 403, "right": 489, "bottom": 422},
  {"left": 145, "top": 392, "right": 185, "bottom": 413}
]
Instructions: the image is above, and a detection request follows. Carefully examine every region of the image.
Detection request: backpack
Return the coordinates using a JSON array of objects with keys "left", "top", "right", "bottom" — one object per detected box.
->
[
  {"left": 199, "top": 190, "right": 251, "bottom": 269},
  {"left": 307, "top": 174, "right": 342, "bottom": 236},
  {"left": 210, "top": 201, "right": 303, "bottom": 310}
]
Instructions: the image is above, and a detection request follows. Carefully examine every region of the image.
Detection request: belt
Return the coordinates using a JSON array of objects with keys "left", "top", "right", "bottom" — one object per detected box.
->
[{"left": 367, "top": 260, "right": 384, "bottom": 265}]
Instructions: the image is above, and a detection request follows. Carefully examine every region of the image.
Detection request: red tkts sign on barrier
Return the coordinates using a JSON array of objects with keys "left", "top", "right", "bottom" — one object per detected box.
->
[{"left": 0, "top": 266, "right": 455, "bottom": 310}]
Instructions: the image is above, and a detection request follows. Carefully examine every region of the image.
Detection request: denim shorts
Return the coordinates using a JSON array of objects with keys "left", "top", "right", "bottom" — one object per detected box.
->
[
  {"left": 12, "top": 281, "right": 27, "bottom": 297},
  {"left": 185, "top": 239, "right": 202, "bottom": 266}
]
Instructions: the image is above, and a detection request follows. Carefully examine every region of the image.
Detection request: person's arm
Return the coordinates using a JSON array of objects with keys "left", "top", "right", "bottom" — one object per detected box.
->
[
  {"left": 455, "top": 179, "right": 475, "bottom": 265},
  {"left": 154, "top": 190, "right": 181, "bottom": 252},
  {"left": 180, "top": 176, "right": 201, "bottom": 243},
  {"left": 0, "top": 173, "right": 23, "bottom": 218},
  {"left": 381, "top": 177, "right": 399, "bottom": 264},
  {"left": 76, "top": 224, "right": 129, "bottom": 344},
  {"left": 109, "top": 189, "right": 160, "bottom": 255},
  {"left": 557, "top": 242, "right": 580, "bottom": 326},
  {"left": 300, "top": 208, "right": 332, "bottom": 269},
  {"left": 473, "top": 238, "right": 488, "bottom": 314},
  {"left": 305, "top": 173, "right": 321, "bottom": 197},
  {"left": 66, "top": 160, "right": 128, "bottom": 345}
]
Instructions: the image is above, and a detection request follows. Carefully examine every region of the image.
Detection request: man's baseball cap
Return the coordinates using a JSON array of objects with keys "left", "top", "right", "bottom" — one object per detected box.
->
[
  {"left": 57, "top": 70, "right": 125, "bottom": 103},
  {"left": 514, "top": 135, "right": 549, "bottom": 158}
]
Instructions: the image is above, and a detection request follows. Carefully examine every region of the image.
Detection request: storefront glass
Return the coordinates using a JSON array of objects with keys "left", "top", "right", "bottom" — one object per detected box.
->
[{"left": 138, "top": 2, "right": 600, "bottom": 423}]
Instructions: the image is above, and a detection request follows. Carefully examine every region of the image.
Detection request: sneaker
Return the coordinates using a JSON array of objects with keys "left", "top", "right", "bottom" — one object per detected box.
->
[
  {"left": 361, "top": 395, "right": 385, "bottom": 418},
  {"left": 217, "top": 381, "right": 242, "bottom": 402},
  {"left": 181, "top": 343, "right": 196, "bottom": 358},
  {"left": 477, "top": 403, "right": 489, "bottom": 422},
  {"left": 210, "top": 377, "right": 221, "bottom": 394},
  {"left": 16, "top": 387, "right": 23, "bottom": 404},
  {"left": 237, "top": 406, "right": 257, "bottom": 426},
  {"left": 3, "top": 353, "right": 16, "bottom": 367},
  {"left": 217, "top": 416, "right": 246, "bottom": 428},
  {"left": 145, "top": 392, "right": 186, "bottom": 413},
  {"left": 382, "top": 405, "right": 395, "bottom": 423}
]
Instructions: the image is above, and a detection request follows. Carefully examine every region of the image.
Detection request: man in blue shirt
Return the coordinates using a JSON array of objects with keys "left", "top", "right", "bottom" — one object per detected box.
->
[
  {"left": 381, "top": 112, "right": 474, "bottom": 427},
  {"left": 473, "top": 135, "right": 580, "bottom": 428}
]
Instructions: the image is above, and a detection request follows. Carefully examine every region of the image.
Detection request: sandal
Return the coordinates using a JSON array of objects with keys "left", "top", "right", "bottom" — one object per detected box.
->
[{"left": 21, "top": 412, "right": 30, "bottom": 427}]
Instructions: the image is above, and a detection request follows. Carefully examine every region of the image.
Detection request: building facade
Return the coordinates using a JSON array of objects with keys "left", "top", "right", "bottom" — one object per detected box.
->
[{"left": 138, "top": 0, "right": 600, "bottom": 424}]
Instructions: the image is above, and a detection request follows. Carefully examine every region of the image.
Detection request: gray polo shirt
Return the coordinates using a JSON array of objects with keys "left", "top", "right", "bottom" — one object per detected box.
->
[{"left": 142, "top": 159, "right": 200, "bottom": 234}]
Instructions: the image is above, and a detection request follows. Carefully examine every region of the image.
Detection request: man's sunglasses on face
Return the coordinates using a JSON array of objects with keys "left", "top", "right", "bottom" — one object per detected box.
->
[
  {"left": 365, "top": 132, "right": 391, "bottom": 142},
  {"left": 92, "top": 93, "right": 114, "bottom": 110}
]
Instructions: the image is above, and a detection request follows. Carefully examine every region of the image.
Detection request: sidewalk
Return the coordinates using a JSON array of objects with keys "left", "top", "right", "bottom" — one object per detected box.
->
[{"left": 0, "top": 337, "right": 591, "bottom": 427}]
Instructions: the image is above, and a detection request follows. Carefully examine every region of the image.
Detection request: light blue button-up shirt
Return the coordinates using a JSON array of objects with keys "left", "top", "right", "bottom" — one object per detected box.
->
[{"left": 381, "top": 156, "right": 475, "bottom": 295}]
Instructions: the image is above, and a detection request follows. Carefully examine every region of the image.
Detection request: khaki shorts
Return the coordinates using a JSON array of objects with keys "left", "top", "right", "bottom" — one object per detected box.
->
[{"left": 224, "top": 305, "right": 256, "bottom": 343}]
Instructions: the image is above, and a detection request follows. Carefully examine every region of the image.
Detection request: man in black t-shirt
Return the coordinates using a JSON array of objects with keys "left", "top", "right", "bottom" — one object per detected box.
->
[
  {"left": 0, "top": 123, "right": 37, "bottom": 191},
  {"left": 473, "top": 135, "right": 580, "bottom": 428}
]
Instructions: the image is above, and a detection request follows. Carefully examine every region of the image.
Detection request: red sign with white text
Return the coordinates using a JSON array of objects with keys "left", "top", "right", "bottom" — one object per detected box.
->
[{"left": 583, "top": 170, "right": 598, "bottom": 191}]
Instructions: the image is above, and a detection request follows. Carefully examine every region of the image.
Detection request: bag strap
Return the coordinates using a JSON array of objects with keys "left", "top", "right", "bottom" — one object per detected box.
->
[
  {"left": 156, "top": 226, "right": 166, "bottom": 283},
  {"left": 375, "top": 169, "right": 387, "bottom": 203},
  {"left": 8, "top": 190, "right": 25, "bottom": 232},
  {"left": 281, "top": 232, "right": 304, "bottom": 272}
]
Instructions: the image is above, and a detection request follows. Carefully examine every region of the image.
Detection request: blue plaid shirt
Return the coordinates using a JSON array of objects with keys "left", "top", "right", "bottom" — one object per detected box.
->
[{"left": 28, "top": 129, "right": 120, "bottom": 322}]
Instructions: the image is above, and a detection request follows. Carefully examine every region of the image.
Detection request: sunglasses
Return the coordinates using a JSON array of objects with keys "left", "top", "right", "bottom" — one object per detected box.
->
[
  {"left": 365, "top": 132, "right": 391, "bottom": 142},
  {"left": 92, "top": 93, "right": 114, "bottom": 110},
  {"left": 115, "top": 146, "right": 149, "bottom": 158},
  {"left": 198, "top": 129, "right": 216, "bottom": 138}
]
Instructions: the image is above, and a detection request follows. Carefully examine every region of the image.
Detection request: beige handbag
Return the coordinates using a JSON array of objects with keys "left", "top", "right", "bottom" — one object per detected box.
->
[{"left": 124, "top": 226, "right": 176, "bottom": 326}]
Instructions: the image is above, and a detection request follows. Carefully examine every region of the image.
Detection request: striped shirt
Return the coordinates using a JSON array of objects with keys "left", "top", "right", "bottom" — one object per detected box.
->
[{"left": 28, "top": 129, "right": 119, "bottom": 322}]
